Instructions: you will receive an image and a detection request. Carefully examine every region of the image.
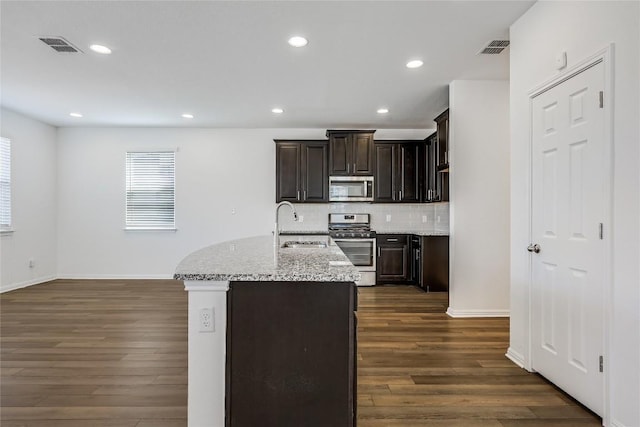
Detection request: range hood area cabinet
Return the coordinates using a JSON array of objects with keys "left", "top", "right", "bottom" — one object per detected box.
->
[
  {"left": 275, "top": 140, "right": 329, "bottom": 203},
  {"left": 374, "top": 141, "right": 420, "bottom": 203},
  {"left": 327, "top": 130, "right": 375, "bottom": 176}
]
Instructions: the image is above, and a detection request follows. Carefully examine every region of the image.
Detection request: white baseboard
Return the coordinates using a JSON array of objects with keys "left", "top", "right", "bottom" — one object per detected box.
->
[
  {"left": 57, "top": 274, "right": 175, "bottom": 280},
  {"left": 611, "top": 419, "right": 630, "bottom": 427},
  {"left": 446, "top": 307, "right": 510, "bottom": 318},
  {"left": 505, "top": 347, "right": 526, "bottom": 369},
  {"left": 0, "top": 275, "right": 57, "bottom": 293}
]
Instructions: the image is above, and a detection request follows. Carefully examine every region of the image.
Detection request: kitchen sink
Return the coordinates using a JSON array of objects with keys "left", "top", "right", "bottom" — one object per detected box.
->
[{"left": 281, "top": 240, "right": 328, "bottom": 249}]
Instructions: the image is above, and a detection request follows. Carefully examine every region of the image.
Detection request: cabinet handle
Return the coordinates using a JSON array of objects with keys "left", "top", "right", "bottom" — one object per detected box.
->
[
  {"left": 347, "top": 163, "right": 350, "bottom": 173},
  {"left": 416, "top": 249, "right": 420, "bottom": 261},
  {"left": 297, "top": 190, "right": 300, "bottom": 201},
  {"left": 303, "top": 190, "right": 306, "bottom": 200},
  {"left": 353, "top": 163, "right": 356, "bottom": 173},
  {"left": 387, "top": 238, "right": 398, "bottom": 242},
  {"left": 399, "top": 190, "right": 403, "bottom": 200},
  {"left": 377, "top": 247, "right": 381, "bottom": 257}
]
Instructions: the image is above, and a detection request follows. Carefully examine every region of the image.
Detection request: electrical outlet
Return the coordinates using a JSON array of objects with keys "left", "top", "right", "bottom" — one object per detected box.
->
[
  {"left": 386, "top": 214, "right": 391, "bottom": 222},
  {"left": 422, "top": 215, "right": 427, "bottom": 223},
  {"left": 231, "top": 208, "right": 236, "bottom": 215},
  {"left": 298, "top": 215, "right": 304, "bottom": 223},
  {"left": 28, "top": 258, "right": 35, "bottom": 268},
  {"left": 199, "top": 308, "right": 215, "bottom": 332}
]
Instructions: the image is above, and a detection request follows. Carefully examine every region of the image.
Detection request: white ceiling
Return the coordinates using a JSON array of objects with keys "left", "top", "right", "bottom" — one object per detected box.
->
[{"left": 0, "top": 1, "right": 534, "bottom": 129}]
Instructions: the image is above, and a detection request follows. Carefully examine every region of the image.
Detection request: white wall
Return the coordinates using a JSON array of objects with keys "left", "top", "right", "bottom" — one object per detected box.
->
[
  {"left": 509, "top": 2, "right": 640, "bottom": 426},
  {"left": 0, "top": 108, "right": 58, "bottom": 291},
  {"left": 447, "top": 80, "right": 511, "bottom": 317},
  {"left": 56, "top": 127, "right": 430, "bottom": 278}
]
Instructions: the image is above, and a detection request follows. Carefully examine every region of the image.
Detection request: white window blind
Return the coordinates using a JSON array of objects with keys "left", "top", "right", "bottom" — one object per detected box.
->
[
  {"left": 125, "top": 151, "right": 175, "bottom": 230},
  {"left": 0, "top": 137, "right": 11, "bottom": 230}
]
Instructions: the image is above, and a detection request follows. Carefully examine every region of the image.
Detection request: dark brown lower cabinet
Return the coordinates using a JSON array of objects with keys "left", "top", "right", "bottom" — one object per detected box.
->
[
  {"left": 421, "top": 236, "right": 449, "bottom": 292},
  {"left": 226, "top": 281, "right": 357, "bottom": 427},
  {"left": 376, "top": 234, "right": 410, "bottom": 283}
]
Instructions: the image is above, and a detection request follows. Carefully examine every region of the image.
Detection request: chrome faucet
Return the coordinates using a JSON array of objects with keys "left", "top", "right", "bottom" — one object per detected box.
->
[{"left": 274, "top": 201, "right": 298, "bottom": 247}]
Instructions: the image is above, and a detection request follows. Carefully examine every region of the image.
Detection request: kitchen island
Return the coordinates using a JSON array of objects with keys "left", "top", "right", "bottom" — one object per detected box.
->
[{"left": 174, "top": 235, "right": 360, "bottom": 427}]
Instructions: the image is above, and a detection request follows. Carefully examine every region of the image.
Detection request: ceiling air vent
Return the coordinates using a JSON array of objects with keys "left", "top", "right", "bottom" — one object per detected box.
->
[
  {"left": 479, "top": 40, "right": 510, "bottom": 55},
  {"left": 38, "top": 36, "right": 82, "bottom": 53}
]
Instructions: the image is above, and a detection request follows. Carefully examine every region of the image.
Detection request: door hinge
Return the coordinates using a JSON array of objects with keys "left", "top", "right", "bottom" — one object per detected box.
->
[
  {"left": 599, "top": 91, "right": 604, "bottom": 108},
  {"left": 599, "top": 223, "right": 604, "bottom": 240},
  {"left": 599, "top": 355, "right": 604, "bottom": 373}
]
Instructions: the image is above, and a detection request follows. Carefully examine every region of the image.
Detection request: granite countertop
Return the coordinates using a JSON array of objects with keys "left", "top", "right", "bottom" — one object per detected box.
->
[
  {"left": 279, "top": 230, "right": 329, "bottom": 235},
  {"left": 376, "top": 230, "right": 449, "bottom": 237},
  {"left": 174, "top": 235, "right": 360, "bottom": 282},
  {"left": 281, "top": 229, "right": 448, "bottom": 237}
]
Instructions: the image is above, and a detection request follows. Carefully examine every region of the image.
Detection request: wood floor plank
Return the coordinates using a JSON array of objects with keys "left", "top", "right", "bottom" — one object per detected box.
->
[{"left": 1, "top": 280, "right": 601, "bottom": 426}]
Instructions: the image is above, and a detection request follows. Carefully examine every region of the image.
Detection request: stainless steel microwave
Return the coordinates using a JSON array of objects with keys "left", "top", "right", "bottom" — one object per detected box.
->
[{"left": 329, "top": 176, "right": 374, "bottom": 202}]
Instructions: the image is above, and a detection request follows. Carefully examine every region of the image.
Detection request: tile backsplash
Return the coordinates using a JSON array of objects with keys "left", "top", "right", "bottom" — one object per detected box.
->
[{"left": 279, "top": 202, "right": 450, "bottom": 235}]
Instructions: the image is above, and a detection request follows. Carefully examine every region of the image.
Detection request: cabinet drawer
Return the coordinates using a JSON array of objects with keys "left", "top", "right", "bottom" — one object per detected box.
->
[{"left": 377, "top": 234, "right": 408, "bottom": 245}]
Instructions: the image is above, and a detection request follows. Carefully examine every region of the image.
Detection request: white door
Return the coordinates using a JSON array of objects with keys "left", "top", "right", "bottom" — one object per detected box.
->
[{"left": 531, "top": 61, "right": 606, "bottom": 416}]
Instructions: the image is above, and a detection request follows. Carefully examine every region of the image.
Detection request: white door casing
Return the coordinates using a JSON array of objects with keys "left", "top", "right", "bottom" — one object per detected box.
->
[{"left": 530, "top": 60, "right": 606, "bottom": 416}]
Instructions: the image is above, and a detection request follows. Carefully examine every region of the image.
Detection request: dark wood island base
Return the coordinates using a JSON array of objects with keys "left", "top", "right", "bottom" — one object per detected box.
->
[{"left": 226, "top": 281, "right": 357, "bottom": 427}]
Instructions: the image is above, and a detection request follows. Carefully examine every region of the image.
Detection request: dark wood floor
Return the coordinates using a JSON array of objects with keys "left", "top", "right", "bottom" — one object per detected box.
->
[
  {"left": 1, "top": 280, "right": 601, "bottom": 426},
  {"left": 356, "top": 286, "right": 601, "bottom": 426}
]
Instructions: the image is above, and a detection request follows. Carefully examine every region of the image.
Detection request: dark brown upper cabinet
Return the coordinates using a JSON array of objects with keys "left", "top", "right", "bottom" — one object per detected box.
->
[
  {"left": 435, "top": 109, "right": 449, "bottom": 171},
  {"left": 374, "top": 141, "right": 420, "bottom": 203},
  {"left": 422, "top": 132, "right": 441, "bottom": 202},
  {"left": 275, "top": 140, "right": 328, "bottom": 203},
  {"left": 327, "top": 130, "right": 375, "bottom": 176}
]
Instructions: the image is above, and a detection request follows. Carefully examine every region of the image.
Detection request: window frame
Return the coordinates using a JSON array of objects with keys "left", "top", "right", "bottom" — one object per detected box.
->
[{"left": 125, "top": 150, "right": 176, "bottom": 231}]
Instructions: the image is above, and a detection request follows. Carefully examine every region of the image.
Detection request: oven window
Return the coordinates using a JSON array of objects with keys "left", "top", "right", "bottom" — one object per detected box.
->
[{"left": 335, "top": 240, "right": 374, "bottom": 267}]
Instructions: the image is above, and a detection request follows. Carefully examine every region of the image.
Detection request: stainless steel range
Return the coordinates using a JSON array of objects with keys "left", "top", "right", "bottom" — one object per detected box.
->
[{"left": 329, "top": 213, "right": 376, "bottom": 286}]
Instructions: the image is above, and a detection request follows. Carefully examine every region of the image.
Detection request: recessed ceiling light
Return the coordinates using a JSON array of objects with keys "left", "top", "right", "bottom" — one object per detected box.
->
[
  {"left": 377, "top": 108, "right": 389, "bottom": 114},
  {"left": 182, "top": 113, "right": 194, "bottom": 119},
  {"left": 406, "top": 59, "right": 424, "bottom": 69},
  {"left": 69, "top": 112, "right": 83, "bottom": 118},
  {"left": 89, "top": 44, "right": 112, "bottom": 54},
  {"left": 271, "top": 108, "right": 284, "bottom": 114},
  {"left": 288, "top": 36, "right": 308, "bottom": 48}
]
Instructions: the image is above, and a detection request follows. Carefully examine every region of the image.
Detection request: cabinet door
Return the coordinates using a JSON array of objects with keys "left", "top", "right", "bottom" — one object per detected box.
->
[
  {"left": 423, "top": 134, "right": 440, "bottom": 202},
  {"left": 398, "top": 143, "right": 420, "bottom": 202},
  {"left": 329, "top": 134, "right": 350, "bottom": 176},
  {"left": 422, "top": 138, "right": 432, "bottom": 202},
  {"left": 421, "top": 236, "right": 449, "bottom": 292},
  {"left": 440, "top": 171, "right": 449, "bottom": 202},
  {"left": 352, "top": 133, "right": 374, "bottom": 175},
  {"left": 377, "top": 245, "right": 409, "bottom": 282},
  {"left": 301, "top": 142, "right": 328, "bottom": 202},
  {"left": 435, "top": 109, "right": 449, "bottom": 168},
  {"left": 276, "top": 143, "right": 301, "bottom": 202},
  {"left": 377, "top": 235, "right": 410, "bottom": 283},
  {"left": 374, "top": 143, "right": 395, "bottom": 202}
]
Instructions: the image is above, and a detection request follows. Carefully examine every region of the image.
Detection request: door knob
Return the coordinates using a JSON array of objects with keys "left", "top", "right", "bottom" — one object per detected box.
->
[{"left": 527, "top": 243, "right": 541, "bottom": 253}]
